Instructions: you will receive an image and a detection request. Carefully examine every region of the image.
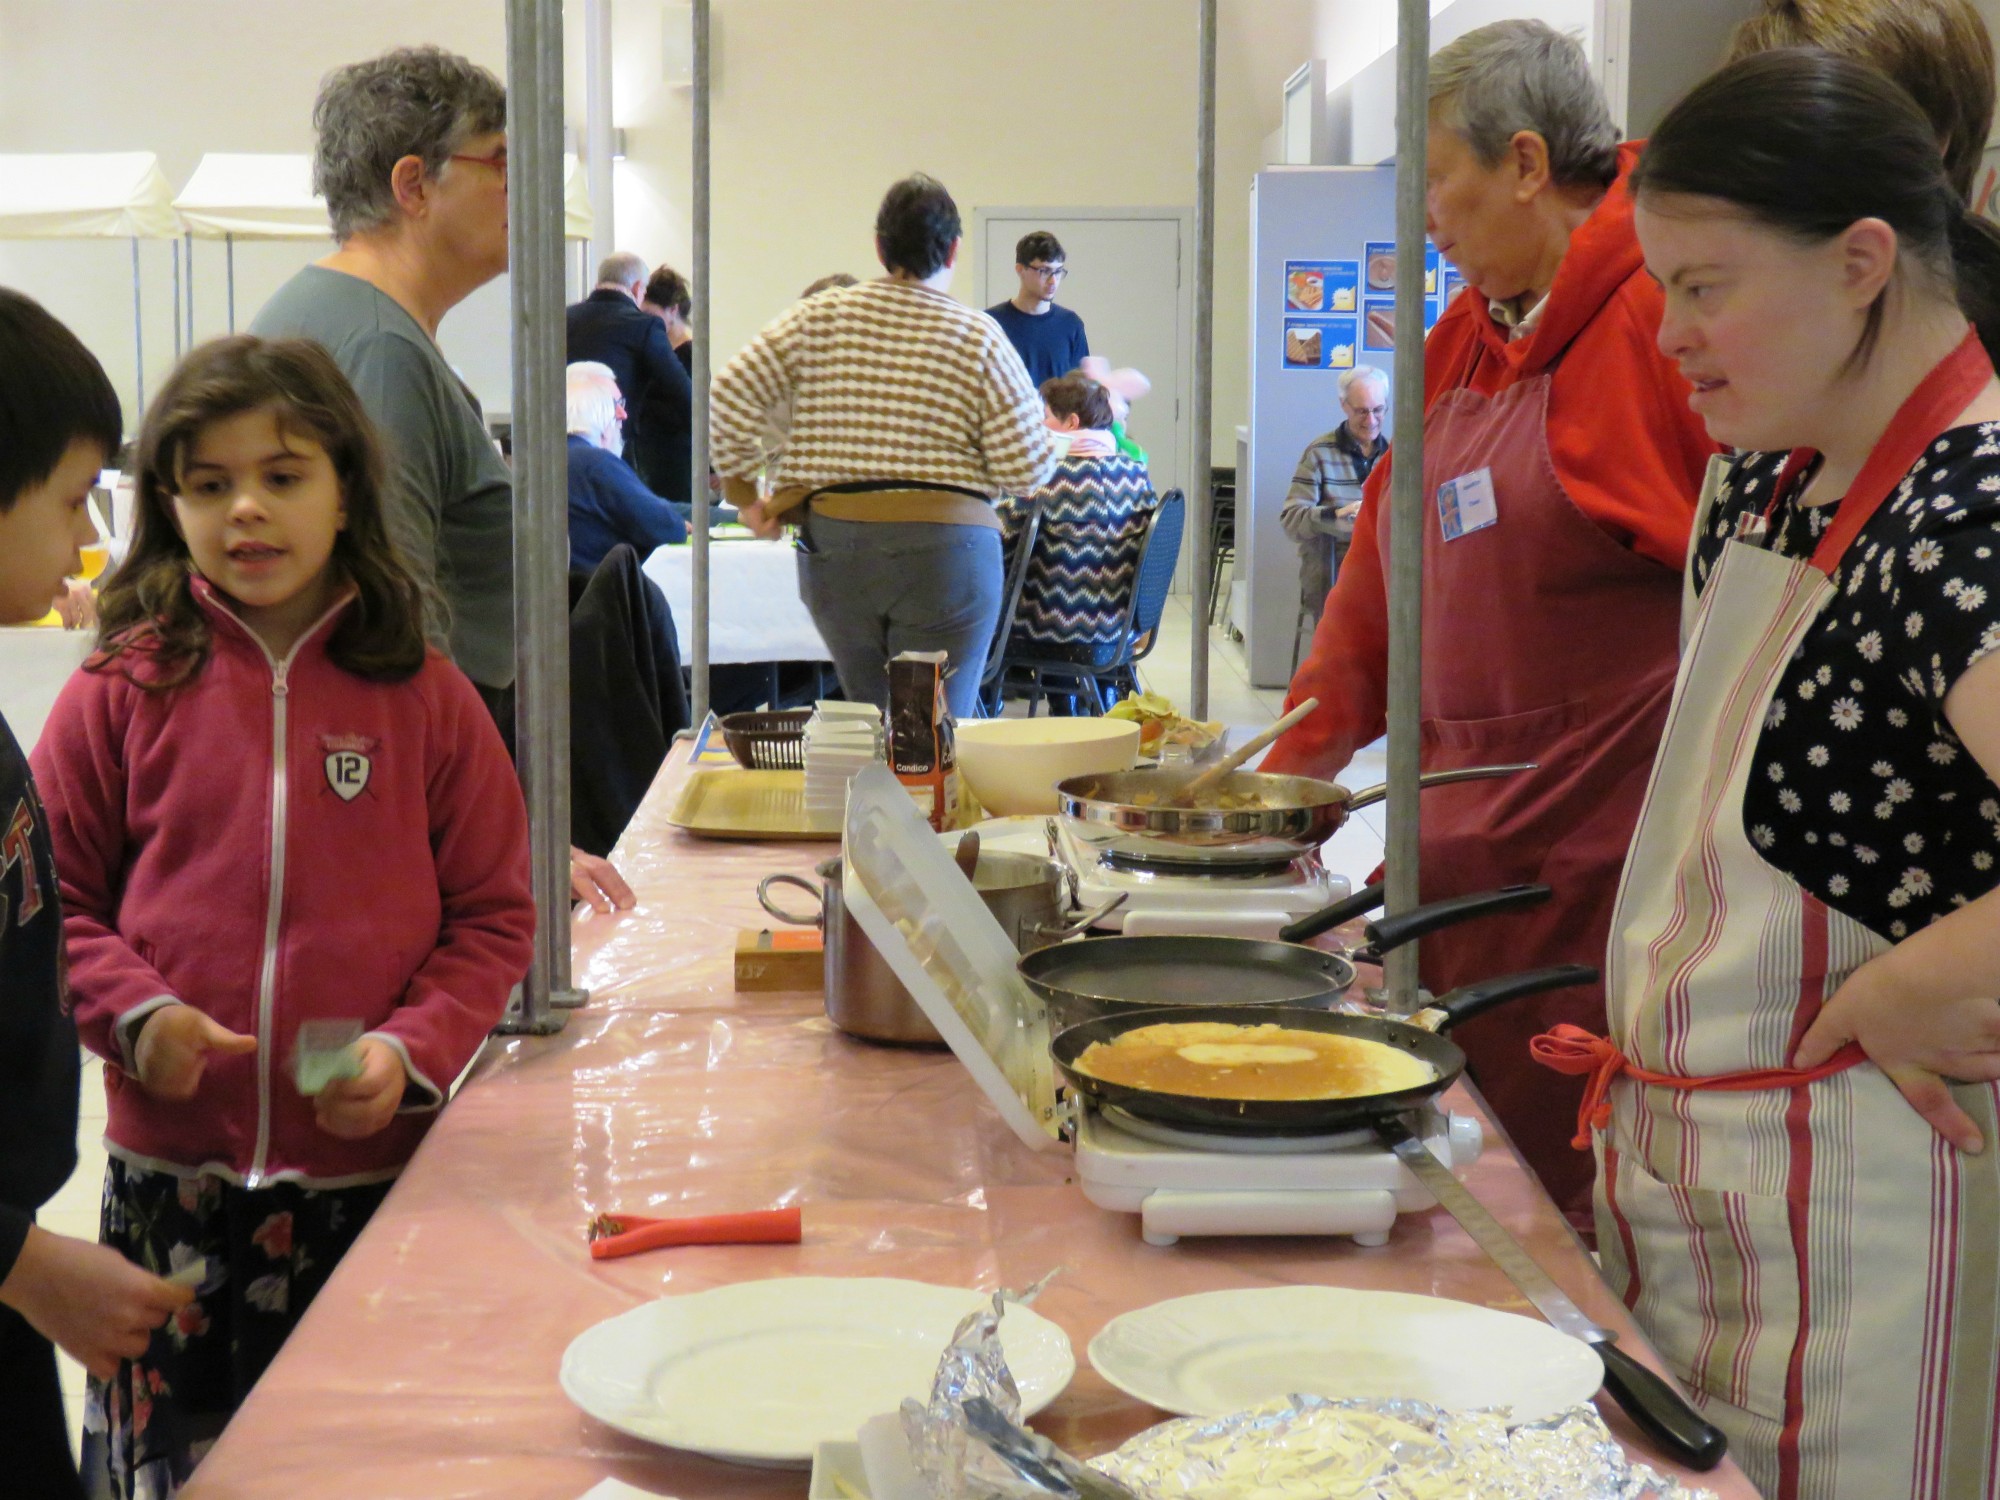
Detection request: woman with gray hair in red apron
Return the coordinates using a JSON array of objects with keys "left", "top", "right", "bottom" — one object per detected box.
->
[{"left": 1536, "top": 49, "right": 2000, "bottom": 1498}]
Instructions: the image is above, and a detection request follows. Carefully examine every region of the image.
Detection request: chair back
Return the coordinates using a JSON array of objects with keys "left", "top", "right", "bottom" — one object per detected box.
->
[
  {"left": 981, "top": 504, "right": 1042, "bottom": 692},
  {"left": 1121, "top": 488, "right": 1185, "bottom": 664}
]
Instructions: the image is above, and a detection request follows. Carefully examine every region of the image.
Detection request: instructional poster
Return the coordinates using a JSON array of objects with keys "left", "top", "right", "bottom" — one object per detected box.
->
[
  {"left": 1283, "top": 316, "right": 1357, "bottom": 370},
  {"left": 1361, "top": 299, "right": 1395, "bottom": 352},
  {"left": 1362, "top": 241, "right": 1442, "bottom": 295},
  {"left": 1283, "top": 259, "right": 1359, "bottom": 313}
]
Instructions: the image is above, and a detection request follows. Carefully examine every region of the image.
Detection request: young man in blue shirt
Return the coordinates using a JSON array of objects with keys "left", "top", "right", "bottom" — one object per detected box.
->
[{"left": 985, "top": 230, "right": 1090, "bottom": 389}]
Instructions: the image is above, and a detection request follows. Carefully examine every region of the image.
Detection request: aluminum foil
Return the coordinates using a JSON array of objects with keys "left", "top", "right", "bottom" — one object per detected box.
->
[{"left": 1090, "top": 1395, "right": 1720, "bottom": 1500}]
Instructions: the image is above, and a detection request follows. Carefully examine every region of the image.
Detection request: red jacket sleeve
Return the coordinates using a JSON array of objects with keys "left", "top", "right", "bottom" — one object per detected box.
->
[
  {"left": 366, "top": 659, "right": 535, "bottom": 1109},
  {"left": 30, "top": 667, "right": 180, "bottom": 1069},
  {"left": 1261, "top": 453, "right": 1393, "bottom": 780}
]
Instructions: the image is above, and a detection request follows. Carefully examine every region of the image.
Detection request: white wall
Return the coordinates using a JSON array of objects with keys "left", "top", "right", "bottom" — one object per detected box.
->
[
  {"left": 0, "top": 0, "right": 1322, "bottom": 468},
  {"left": 0, "top": 0, "right": 561, "bottom": 426}
]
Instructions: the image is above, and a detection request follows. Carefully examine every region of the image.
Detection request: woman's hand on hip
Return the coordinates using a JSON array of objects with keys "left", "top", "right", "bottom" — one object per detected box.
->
[
  {"left": 1795, "top": 958, "right": 2000, "bottom": 1153},
  {"left": 312, "top": 1039, "right": 405, "bottom": 1140},
  {"left": 134, "top": 1004, "right": 258, "bottom": 1101}
]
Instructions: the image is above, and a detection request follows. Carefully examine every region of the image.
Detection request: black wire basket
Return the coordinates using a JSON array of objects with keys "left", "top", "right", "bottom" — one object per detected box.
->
[{"left": 719, "top": 709, "right": 812, "bottom": 770}]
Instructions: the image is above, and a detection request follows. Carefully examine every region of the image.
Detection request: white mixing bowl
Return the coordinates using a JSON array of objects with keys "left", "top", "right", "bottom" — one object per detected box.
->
[{"left": 955, "top": 717, "right": 1142, "bottom": 816}]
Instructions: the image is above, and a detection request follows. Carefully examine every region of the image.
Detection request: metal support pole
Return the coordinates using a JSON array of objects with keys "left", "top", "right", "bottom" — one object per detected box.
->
[
  {"left": 501, "top": 0, "right": 579, "bottom": 1031},
  {"left": 1383, "top": 0, "right": 1430, "bottom": 1012},
  {"left": 171, "top": 239, "right": 183, "bottom": 361},
  {"left": 130, "top": 239, "right": 145, "bottom": 414},
  {"left": 584, "top": 0, "right": 615, "bottom": 272},
  {"left": 184, "top": 233, "right": 194, "bottom": 347},
  {"left": 689, "top": 0, "right": 712, "bottom": 723},
  {"left": 226, "top": 235, "right": 236, "bottom": 333},
  {"left": 1188, "top": 0, "right": 1217, "bottom": 721}
]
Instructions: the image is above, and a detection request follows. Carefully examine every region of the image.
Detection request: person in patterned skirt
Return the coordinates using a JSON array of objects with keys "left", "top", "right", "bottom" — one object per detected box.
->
[{"left": 1549, "top": 50, "right": 2000, "bottom": 1498}]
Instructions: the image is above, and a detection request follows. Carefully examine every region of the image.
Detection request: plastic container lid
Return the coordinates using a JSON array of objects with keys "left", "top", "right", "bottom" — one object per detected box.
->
[{"left": 842, "top": 764, "right": 1066, "bottom": 1151}]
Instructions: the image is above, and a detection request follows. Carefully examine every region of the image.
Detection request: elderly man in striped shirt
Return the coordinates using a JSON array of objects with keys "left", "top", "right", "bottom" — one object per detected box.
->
[{"left": 711, "top": 174, "right": 1059, "bottom": 716}]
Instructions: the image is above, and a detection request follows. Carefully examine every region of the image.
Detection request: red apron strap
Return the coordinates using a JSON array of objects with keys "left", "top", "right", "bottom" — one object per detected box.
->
[
  {"left": 1530, "top": 1024, "right": 1869, "bottom": 1150},
  {"left": 1758, "top": 331, "right": 1993, "bottom": 577}
]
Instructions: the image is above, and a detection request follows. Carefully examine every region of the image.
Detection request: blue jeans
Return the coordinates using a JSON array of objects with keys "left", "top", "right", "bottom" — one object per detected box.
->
[{"left": 796, "top": 512, "right": 1002, "bottom": 718}]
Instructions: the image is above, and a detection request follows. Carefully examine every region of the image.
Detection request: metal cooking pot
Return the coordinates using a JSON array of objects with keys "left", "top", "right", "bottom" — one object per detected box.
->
[
  {"left": 759, "top": 858, "right": 942, "bottom": 1047},
  {"left": 1055, "top": 763, "right": 1533, "bottom": 867},
  {"left": 757, "top": 853, "right": 1125, "bottom": 1045}
]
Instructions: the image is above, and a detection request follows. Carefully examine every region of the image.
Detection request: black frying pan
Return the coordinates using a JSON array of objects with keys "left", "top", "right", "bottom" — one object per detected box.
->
[
  {"left": 1017, "top": 883, "right": 1553, "bottom": 1034},
  {"left": 1047, "top": 964, "right": 1598, "bottom": 1137}
]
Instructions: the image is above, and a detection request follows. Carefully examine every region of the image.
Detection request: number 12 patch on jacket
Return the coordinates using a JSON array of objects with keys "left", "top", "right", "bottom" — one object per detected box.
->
[
  {"left": 321, "top": 734, "right": 379, "bottom": 802},
  {"left": 1436, "top": 467, "right": 1499, "bottom": 541}
]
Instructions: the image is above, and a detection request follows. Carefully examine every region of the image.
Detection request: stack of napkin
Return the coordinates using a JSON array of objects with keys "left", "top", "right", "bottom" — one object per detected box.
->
[{"left": 804, "top": 702, "right": 885, "bottom": 820}]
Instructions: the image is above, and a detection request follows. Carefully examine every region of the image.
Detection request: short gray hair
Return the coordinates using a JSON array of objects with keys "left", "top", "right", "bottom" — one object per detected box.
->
[
  {"left": 566, "top": 361, "right": 620, "bottom": 439},
  {"left": 596, "top": 251, "right": 648, "bottom": 290},
  {"left": 1428, "top": 20, "right": 1618, "bottom": 190},
  {"left": 1339, "top": 364, "right": 1388, "bottom": 401},
  {"left": 312, "top": 46, "right": 507, "bottom": 241}
]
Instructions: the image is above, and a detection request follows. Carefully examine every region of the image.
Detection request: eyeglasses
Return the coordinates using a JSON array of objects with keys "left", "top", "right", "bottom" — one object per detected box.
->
[
  {"left": 449, "top": 151, "right": 509, "bottom": 189},
  {"left": 1025, "top": 263, "right": 1068, "bottom": 281},
  {"left": 1348, "top": 404, "right": 1387, "bottom": 418}
]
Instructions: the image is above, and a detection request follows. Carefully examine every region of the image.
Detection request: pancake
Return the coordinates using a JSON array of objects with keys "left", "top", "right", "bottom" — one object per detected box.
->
[{"left": 1073, "top": 1020, "right": 1435, "bottom": 1102}]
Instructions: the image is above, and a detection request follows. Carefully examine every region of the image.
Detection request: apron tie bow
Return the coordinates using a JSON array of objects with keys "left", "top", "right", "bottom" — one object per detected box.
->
[{"left": 1529, "top": 1024, "right": 1869, "bottom": 1150}]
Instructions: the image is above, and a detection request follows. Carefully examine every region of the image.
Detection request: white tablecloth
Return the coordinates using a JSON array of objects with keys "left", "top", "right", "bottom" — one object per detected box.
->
[
  {"left": 0, "top": 628, "right": 94, "bottom": 753},
  {"left": 642, "top": 539, "right": 830, "bottom": 664}
]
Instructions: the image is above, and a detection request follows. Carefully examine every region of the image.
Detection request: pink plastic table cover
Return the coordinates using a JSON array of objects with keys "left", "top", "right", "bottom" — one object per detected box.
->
[{"left": 181, "top": 746, "right": 1759, "bottom": 1498}]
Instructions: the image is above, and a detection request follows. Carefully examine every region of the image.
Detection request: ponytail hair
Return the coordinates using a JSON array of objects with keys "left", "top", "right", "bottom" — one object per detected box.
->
[{"left": 1633, "top": 48, "right": 2000, "bottom": 368}]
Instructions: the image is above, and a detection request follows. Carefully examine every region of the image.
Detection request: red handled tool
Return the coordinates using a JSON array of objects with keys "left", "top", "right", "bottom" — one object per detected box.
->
[{"left": 587, "top": 1206, "right": 803, "bottom": 1260}]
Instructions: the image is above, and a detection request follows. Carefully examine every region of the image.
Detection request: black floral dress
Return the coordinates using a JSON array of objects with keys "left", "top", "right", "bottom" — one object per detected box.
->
[
  {"left": 1692, "top": 425, "right": 2000, "bottom": 940},
  {"left": 79, "top": 1161, "right": 391, "bottom": 1500}
]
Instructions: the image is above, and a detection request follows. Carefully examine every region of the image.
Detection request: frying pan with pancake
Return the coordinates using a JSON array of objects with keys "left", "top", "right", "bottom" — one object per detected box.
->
[{"left": 1048, "top": 964, "right": 1597, "bottom": 1136}]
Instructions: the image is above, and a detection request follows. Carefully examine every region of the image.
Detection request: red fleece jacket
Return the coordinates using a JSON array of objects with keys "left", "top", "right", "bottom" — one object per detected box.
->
[
  {"left": 31, "top": 582, "right": 534, "bottom": 1187},
  {"left": 1264, "top": 142, "right": 1718, "bottom": 779}
]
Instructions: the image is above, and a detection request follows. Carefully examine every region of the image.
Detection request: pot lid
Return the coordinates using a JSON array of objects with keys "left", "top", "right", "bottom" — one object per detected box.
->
[{"left": 842, "top": 765, "right": 1067, "bottom": 1150}]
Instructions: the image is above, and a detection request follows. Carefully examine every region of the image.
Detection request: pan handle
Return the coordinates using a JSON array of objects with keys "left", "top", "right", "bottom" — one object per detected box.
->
[
  {"left": 1360, "top": 884, "right": 1551, "bottom": 958},
  {"left": 1423, "top": 963, "right": 1600, "bottom": 1031},
  {"left": 1277, "top": 881, "right": 1385, "bottom": 944},
  {"left": 1342, "top": 762, "right": 1537, "bottom": 813}
]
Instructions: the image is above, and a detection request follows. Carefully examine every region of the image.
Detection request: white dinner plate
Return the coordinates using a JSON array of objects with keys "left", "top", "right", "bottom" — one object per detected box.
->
[
  {"left": 559, "top": 1277, "right": 1075, "bottom": 1467},
  {"left": 1088, "top": 1286, "right": 1603, "bottom": 1422}
]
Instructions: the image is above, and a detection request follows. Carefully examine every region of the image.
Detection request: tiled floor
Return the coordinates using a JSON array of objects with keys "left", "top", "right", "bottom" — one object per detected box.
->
[{"left": 50, "top": 596, "right": 1387, "bottom": 1451}]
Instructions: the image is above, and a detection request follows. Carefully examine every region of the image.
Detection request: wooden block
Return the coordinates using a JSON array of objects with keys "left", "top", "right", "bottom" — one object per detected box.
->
[{"left": 734, "top": 928, "right": 825, "bottom": 992}]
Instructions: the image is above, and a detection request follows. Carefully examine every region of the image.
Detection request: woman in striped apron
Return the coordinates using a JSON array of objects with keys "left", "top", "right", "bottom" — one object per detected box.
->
[{"left": 1535, "top": 52, "right": 2000, "bottom": 1498}]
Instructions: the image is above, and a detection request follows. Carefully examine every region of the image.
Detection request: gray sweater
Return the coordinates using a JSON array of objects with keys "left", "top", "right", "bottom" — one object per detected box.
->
[{"left": 252, "top": 266, "right": 516, "bottom": 688}]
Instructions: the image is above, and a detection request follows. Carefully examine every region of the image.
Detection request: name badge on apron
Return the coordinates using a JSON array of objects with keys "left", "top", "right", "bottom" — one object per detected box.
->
[{"left": 1437, "top": 467, "right": 1499, "bottom": 541}]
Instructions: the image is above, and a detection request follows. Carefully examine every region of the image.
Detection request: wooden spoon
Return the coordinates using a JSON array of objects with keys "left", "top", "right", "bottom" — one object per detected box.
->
[
  {"left": 953, "top": 829, "right": 981, "bottom": 881},
  {"left": 1167, "top": 697, "right": 1320, "bottom": 807}
]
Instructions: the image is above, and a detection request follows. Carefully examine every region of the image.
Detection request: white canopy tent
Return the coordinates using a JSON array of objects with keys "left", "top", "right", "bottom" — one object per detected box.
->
[
  {"left": 173, "top": 151, "right": 596, "bottom": 331},
  {"left": 0, "top": 151, "right": 182, "bottom": 411}
]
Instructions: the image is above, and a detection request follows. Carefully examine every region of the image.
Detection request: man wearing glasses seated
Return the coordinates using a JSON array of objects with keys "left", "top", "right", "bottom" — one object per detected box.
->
[{"left": 985, "top": 231, "right": 1090, "bottom": 389}]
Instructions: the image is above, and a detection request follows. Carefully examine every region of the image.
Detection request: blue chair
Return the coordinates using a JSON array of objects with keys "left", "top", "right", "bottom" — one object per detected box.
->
[
  {"left": 975, "top": 502, "right": 1041, "bottom": 716},
  {"left": 1001, "top": 489, "right": 1186, "bottom": 715}
]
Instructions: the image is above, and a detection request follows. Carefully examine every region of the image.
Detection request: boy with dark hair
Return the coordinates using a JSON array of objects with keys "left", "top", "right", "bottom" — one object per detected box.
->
[
  {"left": 987, "top": 228, "right": 1090, "bottom": 388},
  {"left": 0, "top": 288, "right": 190, "bottom": 1497}
]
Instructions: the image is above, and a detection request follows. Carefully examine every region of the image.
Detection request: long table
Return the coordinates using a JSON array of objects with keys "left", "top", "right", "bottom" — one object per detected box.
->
[
  {"left": 643, "top": 537, "right": 831, "bottom": 664},
  {"left": 181, "top": 746, "right": 1759, "bottom": 1498}
]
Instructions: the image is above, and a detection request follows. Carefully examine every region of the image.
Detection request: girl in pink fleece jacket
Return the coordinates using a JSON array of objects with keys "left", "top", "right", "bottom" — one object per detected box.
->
[{"left": 31, "top": 337, "right": 535, "bottom": 1499}]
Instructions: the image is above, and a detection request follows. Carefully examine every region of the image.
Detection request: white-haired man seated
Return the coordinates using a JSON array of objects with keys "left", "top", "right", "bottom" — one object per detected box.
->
[{"left": 564, "top": 361, "right": 697, "bottom": 571}]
